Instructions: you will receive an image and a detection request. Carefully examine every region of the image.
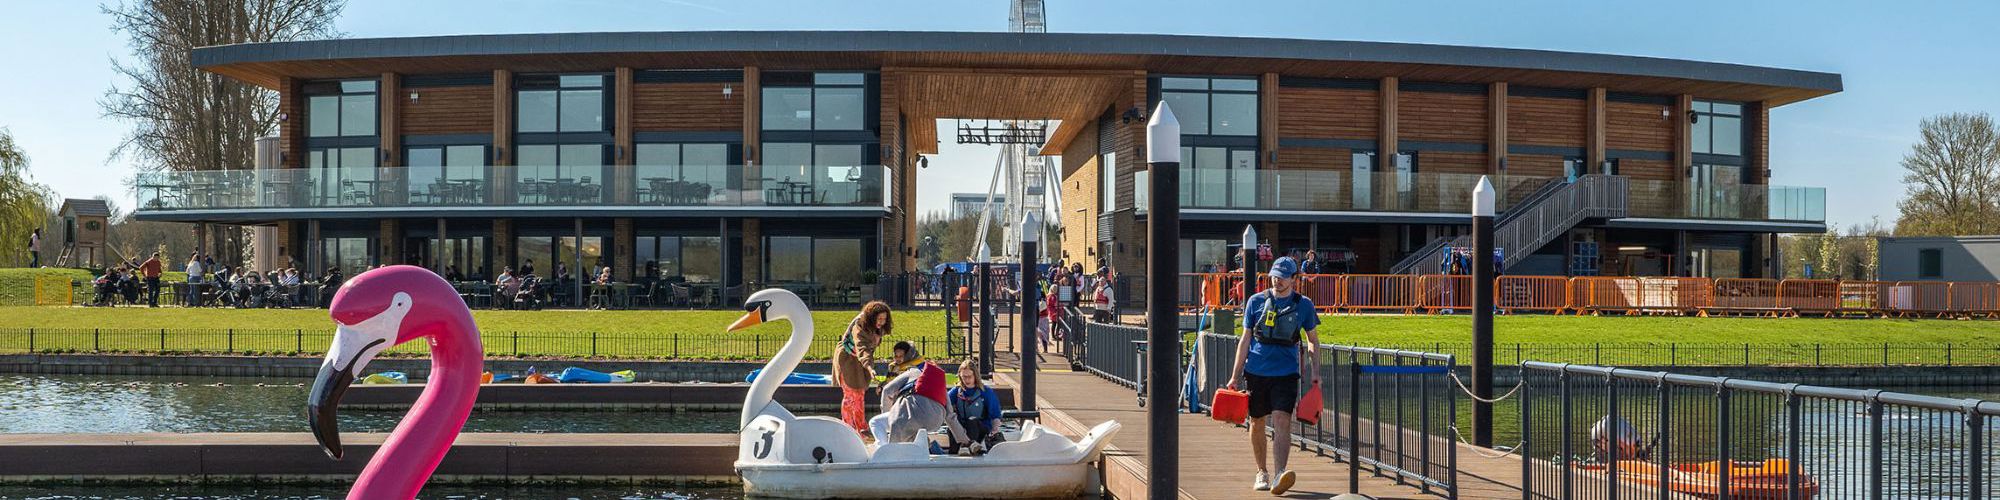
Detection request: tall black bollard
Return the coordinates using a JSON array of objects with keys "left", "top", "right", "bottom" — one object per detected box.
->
[
  {"left": 1019, "top": 212, "right": 1040, "bottom": 412},
  {"left": 979, "top": 260, "right": 994, "bottom": 376},
  {"left": 1471, "top": 176, "right": 1497, "bottom": 447},
  {"left": 1145, "top": 101, "right": 1183, "bottom": 499}
]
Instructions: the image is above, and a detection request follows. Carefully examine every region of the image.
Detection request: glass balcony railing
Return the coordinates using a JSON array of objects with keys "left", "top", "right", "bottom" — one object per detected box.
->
[
  {"left": 1144, "top": 168, "right": 1824, "bottom": 223},
  {"left": 133, "top": 165, "right": 888, "bottom": 212}
]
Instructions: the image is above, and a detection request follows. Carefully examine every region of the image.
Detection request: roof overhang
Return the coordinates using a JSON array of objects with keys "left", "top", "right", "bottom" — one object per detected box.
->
[{"left": 193, "top": 31, "right": 1842, "bottom": 107}]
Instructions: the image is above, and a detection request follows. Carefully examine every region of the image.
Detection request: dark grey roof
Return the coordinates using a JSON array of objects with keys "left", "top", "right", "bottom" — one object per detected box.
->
[
  {"left": 192, "top": 31, "right": 1842, "bottom": 92},
  {"left": 61, "top": 198, "right": 112, "bottom": 217}
]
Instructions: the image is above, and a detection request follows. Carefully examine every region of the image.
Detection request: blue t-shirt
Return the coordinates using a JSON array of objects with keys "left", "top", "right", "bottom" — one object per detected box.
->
[{"left": 1242, "top": 290, "right": 1320, "bottom": 377}]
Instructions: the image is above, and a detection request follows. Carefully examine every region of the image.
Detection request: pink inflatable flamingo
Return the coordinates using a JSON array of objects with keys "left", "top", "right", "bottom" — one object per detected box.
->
[{"left": 307, "top": 265, "right": 482, "bottom": 500}]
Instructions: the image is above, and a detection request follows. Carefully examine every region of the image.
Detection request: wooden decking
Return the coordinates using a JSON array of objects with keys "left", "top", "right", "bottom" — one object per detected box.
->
[{"left": 1001, "top": 353, "right": 1531, "bottom": 500}]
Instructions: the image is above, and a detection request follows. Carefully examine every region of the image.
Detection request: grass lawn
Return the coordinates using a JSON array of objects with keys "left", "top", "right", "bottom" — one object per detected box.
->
[
  {"left": 0, "top": 306, "right": 951, "bottom": 361},
  {"left": 0, "top": 268, "right": 190, "bottom": 306}
]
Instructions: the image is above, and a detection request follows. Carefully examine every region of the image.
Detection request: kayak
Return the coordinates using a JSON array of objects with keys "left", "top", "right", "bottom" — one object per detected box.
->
[
  {"left": 480, "top": 372, "right": 517, "bottom": 384},
  {"left": 358, "top": 372, "right": 407, "bottom": 385},
  {"left": 745, "top": 368, "right": 833, "bottom": 385},
  {"left": 556, "top": 367, "right": 637, "bottom": 383},
  {"left": 1578, "top": 459, "right": 1818, "bottom": 500}
]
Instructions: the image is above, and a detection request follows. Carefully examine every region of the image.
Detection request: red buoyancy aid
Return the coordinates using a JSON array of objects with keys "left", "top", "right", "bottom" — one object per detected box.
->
[{"left": 914, "top": 361, "right": 948, "bottom": 406}]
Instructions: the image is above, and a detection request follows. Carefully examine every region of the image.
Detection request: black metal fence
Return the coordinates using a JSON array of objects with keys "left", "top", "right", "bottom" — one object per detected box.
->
[
  {"left": 1080, "top": 320, "right": 1147, "bottom": 388},
  {"left": 1374, "top": 342, "right": 1999, "bottom": 367},
  {"left": 0, "top": 328, "right": 953, "bottom": 361},
  {"left": 1519, "top": 362, "right": 1998, "bottom": 500},
  {"left": 1196, "top": 332, "right": 1460, "bottom": 498}
]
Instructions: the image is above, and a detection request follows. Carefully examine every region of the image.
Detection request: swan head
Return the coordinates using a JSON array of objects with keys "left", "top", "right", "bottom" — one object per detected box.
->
[
  {"left": 728, "top": 288, "right": 810, "bottom": 332},
  {"left": 308, "top": 265, "right": 466, "bottom": 460}
]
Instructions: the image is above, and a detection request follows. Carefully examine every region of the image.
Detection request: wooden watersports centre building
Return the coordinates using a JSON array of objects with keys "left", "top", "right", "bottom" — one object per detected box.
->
[{"left": 135, "top": 31, "right": 1839, "bottom": 302}]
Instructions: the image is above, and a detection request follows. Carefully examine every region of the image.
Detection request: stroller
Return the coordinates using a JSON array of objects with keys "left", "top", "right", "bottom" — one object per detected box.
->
[{"left": 512, "top": 275, "right": 545, "bottom": 310}]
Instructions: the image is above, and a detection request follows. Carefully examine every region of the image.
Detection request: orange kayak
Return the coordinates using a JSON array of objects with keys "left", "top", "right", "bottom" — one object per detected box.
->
[
  {"left": 523, "top": 372, "right": 560, "bottom": 384},
  {"left": 1578, "top": 460, "right": 1819, "bottom": 500}
]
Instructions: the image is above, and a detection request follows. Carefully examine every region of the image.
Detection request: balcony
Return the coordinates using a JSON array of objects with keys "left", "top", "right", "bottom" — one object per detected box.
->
[
  {"left": 133, "top": 165, "right": 888, "bottom": 218},
  {"left": 1167, "top": 168, "right": 1824, "bottom": 224}
]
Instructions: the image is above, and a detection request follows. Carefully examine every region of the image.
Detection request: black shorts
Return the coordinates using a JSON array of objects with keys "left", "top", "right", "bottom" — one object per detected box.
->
[{"left": 1245, "top": 372, "right": 1301, "bottom": 418}]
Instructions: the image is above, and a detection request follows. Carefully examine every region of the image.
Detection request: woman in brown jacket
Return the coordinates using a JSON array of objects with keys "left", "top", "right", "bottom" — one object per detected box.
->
[{"left": 834, "top": 301, "right": 893, "bottom": 437}]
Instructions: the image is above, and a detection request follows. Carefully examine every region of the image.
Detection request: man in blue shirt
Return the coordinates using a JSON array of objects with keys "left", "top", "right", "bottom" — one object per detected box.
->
[{"left": 1227, "top": 256, "right": 1321, "bottom": 495}]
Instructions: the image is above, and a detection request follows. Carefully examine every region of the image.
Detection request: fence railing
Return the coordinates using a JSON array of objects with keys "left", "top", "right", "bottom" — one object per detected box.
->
[
  {"left": 1194, "top": 332, "right": 1460, "bottom": 498},
  {"left": 1518, "top": 361, "right": 1997, "bottom": 500},
  {"left": 1378, "top": 342, "right": 2000, "bottom": 367},
  {"left": 1178, "top": 273, "right": 2000, "bottom": 319},
  {"left": 0, "top": 328, "right": 952, "bottom": 361},
  {"left": 1079, "top": 321, "right": 1147, "bottom": 388}
]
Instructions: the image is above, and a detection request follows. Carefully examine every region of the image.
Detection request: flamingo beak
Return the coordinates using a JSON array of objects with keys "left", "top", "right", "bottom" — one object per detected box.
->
[
  {"left": 728, "top": 300, "right": 770, "bottom": 332},
  {"left": 308, "top": 293, "right": 411, "bottom": 460}
]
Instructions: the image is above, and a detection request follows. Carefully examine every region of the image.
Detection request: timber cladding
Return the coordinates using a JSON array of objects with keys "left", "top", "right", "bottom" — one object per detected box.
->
[
  {"left": 1275, "top": 87, "right": 1376, "bottom": 140},
  {"left": 633, "top": 82, "right": 742, "bottom": 131},
  {"left": 1397, "top": 91, "right": 1486, "bottom": 144},
  {"left": 1605, "top": 101, "right": 1673, "bottom": 152},
  {"left": 400, "top": 85, "right": 493, "bottom": 135},
  {"left": 1508, "top": 154, "right": 1565, "bottom": 178},
  {"left": 1419, "top": 151, "right": 1487, "bottom": 176},
  {"left": 1507, "top": 95, "right": 1585, "bottom": 147},
  {"left": 1275, "top": 145, "right": 1348, "bottom": 170}
]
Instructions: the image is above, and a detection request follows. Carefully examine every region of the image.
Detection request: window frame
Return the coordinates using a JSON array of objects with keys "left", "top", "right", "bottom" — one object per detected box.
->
[
  {"left": 1691, "top": 99, "right": 1745, "bottom": 158},
  {"left": 303, "top": 79, "right": 380, "bottom": 140},
  {"left": 1918, "top": 248, "right": 1943, "bottom": 279}
]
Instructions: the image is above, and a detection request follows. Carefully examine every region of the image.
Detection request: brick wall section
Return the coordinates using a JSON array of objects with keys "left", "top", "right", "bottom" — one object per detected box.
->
[
  {"left": 1110, "top": 76, "right": 1149, "bottom": 281},
  {"left": 1754, "top": 102, "right": 1771, "bottom": 183},
  {"left": 1059, "top": 120, "right": 1101, "bottom": 270},
  {"left": 1276, "top": 87, "right": 1377, "bottom": 141},
  {"left": 1507, "top": 96, "right": 1586, "bottom": 147},
  {"left": 401, "top": 86, "right": 493, "bottom": 135},
  {"left": 740, "top": 219, "right": 762, "bottom": 283},
  {"left": 633, "top": 82, "right": 742, "bottom": 131},
  {"left": 378, "top": 220, "right": 401, "bottom": 266},
  {"left": 493, "top": 220, "right": 513, "bottom": 270},
  {"left": 614, "top": 218, "right": 634, "bottom": 282}
]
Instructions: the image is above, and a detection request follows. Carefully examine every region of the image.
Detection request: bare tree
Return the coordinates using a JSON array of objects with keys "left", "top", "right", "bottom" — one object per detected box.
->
[
  {"left": 1895, "top": 113, "right": 2000, "bottom": 236},
  {"left": 99, "top": 0, "right": 343, "bottom": 265}
]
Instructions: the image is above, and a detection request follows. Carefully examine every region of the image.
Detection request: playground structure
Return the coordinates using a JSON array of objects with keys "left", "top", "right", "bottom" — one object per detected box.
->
[{"left": 1180, "top": 272, "right": 2000, "bottom": 318}]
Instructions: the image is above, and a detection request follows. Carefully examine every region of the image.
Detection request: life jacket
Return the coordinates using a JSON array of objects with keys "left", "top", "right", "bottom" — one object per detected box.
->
[
  {"left": 1252, "top": 290, "right": 1305, "bottom": 347},
  {"left": 952, "top": 386, "right": 992, "bottom": 422},
  {"left": 913, "top": 362, "right": 948, "bottom": 406}
]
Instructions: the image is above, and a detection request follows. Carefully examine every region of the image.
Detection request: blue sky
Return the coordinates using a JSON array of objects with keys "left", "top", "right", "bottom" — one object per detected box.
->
[{"left": 2, "top": 0, "right": 1995, "bottom": 227}]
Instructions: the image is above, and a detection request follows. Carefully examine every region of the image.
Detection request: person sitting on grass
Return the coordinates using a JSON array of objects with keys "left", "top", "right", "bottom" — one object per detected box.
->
[
  {"left": 946, "top": 359, "right": 1005, "bottom": 455},
  {"left": 869, "top": 341, "right": 969, "bottom": 448}
]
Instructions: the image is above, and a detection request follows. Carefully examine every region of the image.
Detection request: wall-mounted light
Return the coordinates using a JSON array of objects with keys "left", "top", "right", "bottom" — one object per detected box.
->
[
  {"left": 1659, "top": 108, "right": 1669, "bottom": 120},
  {"left": 1617, "top": 246, "right": 1648, "bottom": 252},
  {"left": 409, "top": 91, "right": 420, "bottom": 103},
  {"left": 918, "top": 156, "right": 929, "bottom": 169},
  {"left": 1687, "top": 110, "right": 1701, "bottom": 124},
  {"left": 722, "top": 84, "right": 733, "bottom": 100},
  {"left": 1119, "top": 106, "right": 1146, "bottom": 125}
]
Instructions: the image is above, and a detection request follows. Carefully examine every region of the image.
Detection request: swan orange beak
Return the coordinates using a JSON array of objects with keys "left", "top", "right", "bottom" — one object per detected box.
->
[{"left": 729, "top": 300, "right": 770, "bottom": 332}]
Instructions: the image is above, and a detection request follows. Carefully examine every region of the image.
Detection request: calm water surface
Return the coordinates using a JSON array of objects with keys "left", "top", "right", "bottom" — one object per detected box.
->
[{"left": 0, "top": 374, "right": 788, "bottom": 434}]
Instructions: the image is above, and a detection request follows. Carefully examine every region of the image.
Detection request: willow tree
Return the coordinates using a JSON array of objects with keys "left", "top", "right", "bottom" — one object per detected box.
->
[
  {"left": 99, "top": 0, "right": 344, "bottom": 263},
  {"left": 0, "top": 130, "right": 55, "bottom": 267}
]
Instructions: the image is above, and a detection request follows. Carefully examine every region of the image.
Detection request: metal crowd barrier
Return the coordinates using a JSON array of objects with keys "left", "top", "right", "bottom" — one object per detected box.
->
[
  {"left": 1079, "top": 320, "right": 1147, "bottom": 388},
  {"left": 1195, "top": 333, "right": 1460, "bottom": 499},
  {"left": 1519, "top": 361, "right": 1998, "bottom": 500}
]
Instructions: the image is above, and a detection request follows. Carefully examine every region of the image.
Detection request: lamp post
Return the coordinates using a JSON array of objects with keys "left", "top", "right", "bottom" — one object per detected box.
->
[
  {"left": 1471, "top": 175, "right": 1497, "bottom": 447},
  {"left": 1018, "top": 212, "right": 1041, "bottom": 411},
  {"left": 1145, "top": 101, "right": 1182, "bottom": 499}
]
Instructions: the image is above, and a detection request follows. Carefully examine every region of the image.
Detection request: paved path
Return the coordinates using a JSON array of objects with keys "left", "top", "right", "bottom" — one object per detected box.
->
[{"left": 1002, "top": 352, "right": 1530, "bottom": 500}]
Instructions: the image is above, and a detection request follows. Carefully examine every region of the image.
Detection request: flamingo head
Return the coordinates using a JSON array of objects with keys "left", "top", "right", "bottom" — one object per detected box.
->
[
  {"left": 308, "top": 265, "right": 463, "bottom": 460},
  {"left": 727, "top": 288, "right": 809, "bottom": 333}
]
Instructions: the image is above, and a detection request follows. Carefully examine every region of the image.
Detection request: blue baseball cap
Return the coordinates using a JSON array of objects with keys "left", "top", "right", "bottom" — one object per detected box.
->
[{"left": 1268, "top": 256, "right": 1299, "bottom": 279}]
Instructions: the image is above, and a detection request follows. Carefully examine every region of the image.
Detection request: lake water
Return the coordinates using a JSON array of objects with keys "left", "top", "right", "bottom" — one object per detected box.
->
[
  {"left": 0, "top": 484, "right": 743, "bottom": 499},
  {"left": 0, "top": 374, "right": 788, "bottom": 434}
]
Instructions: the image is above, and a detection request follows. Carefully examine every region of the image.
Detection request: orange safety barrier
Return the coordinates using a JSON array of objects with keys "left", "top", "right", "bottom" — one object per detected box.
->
[
  {"left": 1891, "top": 281, "right": 1952, "bottom": 317},
  {"left": 1341, "top": 274, "right": 1421, "bottom": 313},
  {"left": 1948, "top": 281, "right": 2000, "bottom": 318},
  {"left": 1709, "top": 278, "right": 1782, "bottom": 314},
  {"left": 1298, "top": 274, "right": 1344, "bottom": 311},
  {"left": 1777, "top": 279, "right": 1841, "bottom": 315},
  {"left": 1572, "top": 277, "right": 1711, "bottom": 315},
  {"left": 1836, "top": 281, "right": 1889, "bottom": 316},
  {"left": 1497, "top": 276, "right": 1570, "bottom": 313},
  {"left": 1419, "top": 275, "right": 1473, "bottom": 313}
]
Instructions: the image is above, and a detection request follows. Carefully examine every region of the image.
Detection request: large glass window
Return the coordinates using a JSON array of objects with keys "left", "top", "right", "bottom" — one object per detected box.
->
[
  {"left": 1178, "top": 238, "right": 1230, "bottom": 273},
  {"left": 322, "top": 237, "right": 375, "bottom": 276},
  {"left": 634, "top": 235, "right": 721, "bottom": 284},
  {"left": 1099, "top": 152, "right": 1117, "bottom": 212},
  {"left": 1155, "top": 77, "right": 1257, "bottom": 137},
  {"left": 1691, "top": 100, "right": 1743, "bottom": 157},
  {"left": 306, "top": 80, "right": 377, "bottom": 138},
  {"left": 517, "top": 74, "right": 607, "bottom": 133},
  {"left": 516, "top": 144, "right": 607, "bottom": 204},
  {"left": 1179, "top": 146, "right": 1257, "bottom": 208},
  {"left": 514, "top": 235, "right": 604, "bottom": 279},
  {"left": 636, "top": 143, "right": 732, "bottom": 205},
  {"left": 434, "top": 236, "right": 488, "bottom": 280},
  {"left": 1919, "top": 249, "right": 1942, "bottom": 278},
  {"left": 405, "top": 145, "right": 486, "bottom": 205},
  {"left": 308, "top": 147, "right": 378, "bottom": 206},
  {"left": 763, "top": 236, "right": 866, "bottom": 290},
  {"left": 761, "top": 143, "right": 865, "bottom": 205},
  {"left": 766, "top": 236, "right": 812, "bottom": 282},
  {"left": 762, "top": 73, "right": 867, "bottom": 131}
]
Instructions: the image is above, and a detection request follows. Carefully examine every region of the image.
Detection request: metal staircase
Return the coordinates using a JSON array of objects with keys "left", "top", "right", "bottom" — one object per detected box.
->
[{"left": 1390, "top": 174, "right": 1629, "bottom": 274}]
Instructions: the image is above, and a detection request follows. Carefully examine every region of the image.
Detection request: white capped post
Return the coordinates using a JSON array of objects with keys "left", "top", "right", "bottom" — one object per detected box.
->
[
  {"left": 1021, "top": 211, "right": 1041, "bottom": 244},
  {"left": 1147, "top": 102, "right": 1181, "bottom": 163},
  {"left": 1473, "top": 175, "right": 1497, "bottom": 218}
]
